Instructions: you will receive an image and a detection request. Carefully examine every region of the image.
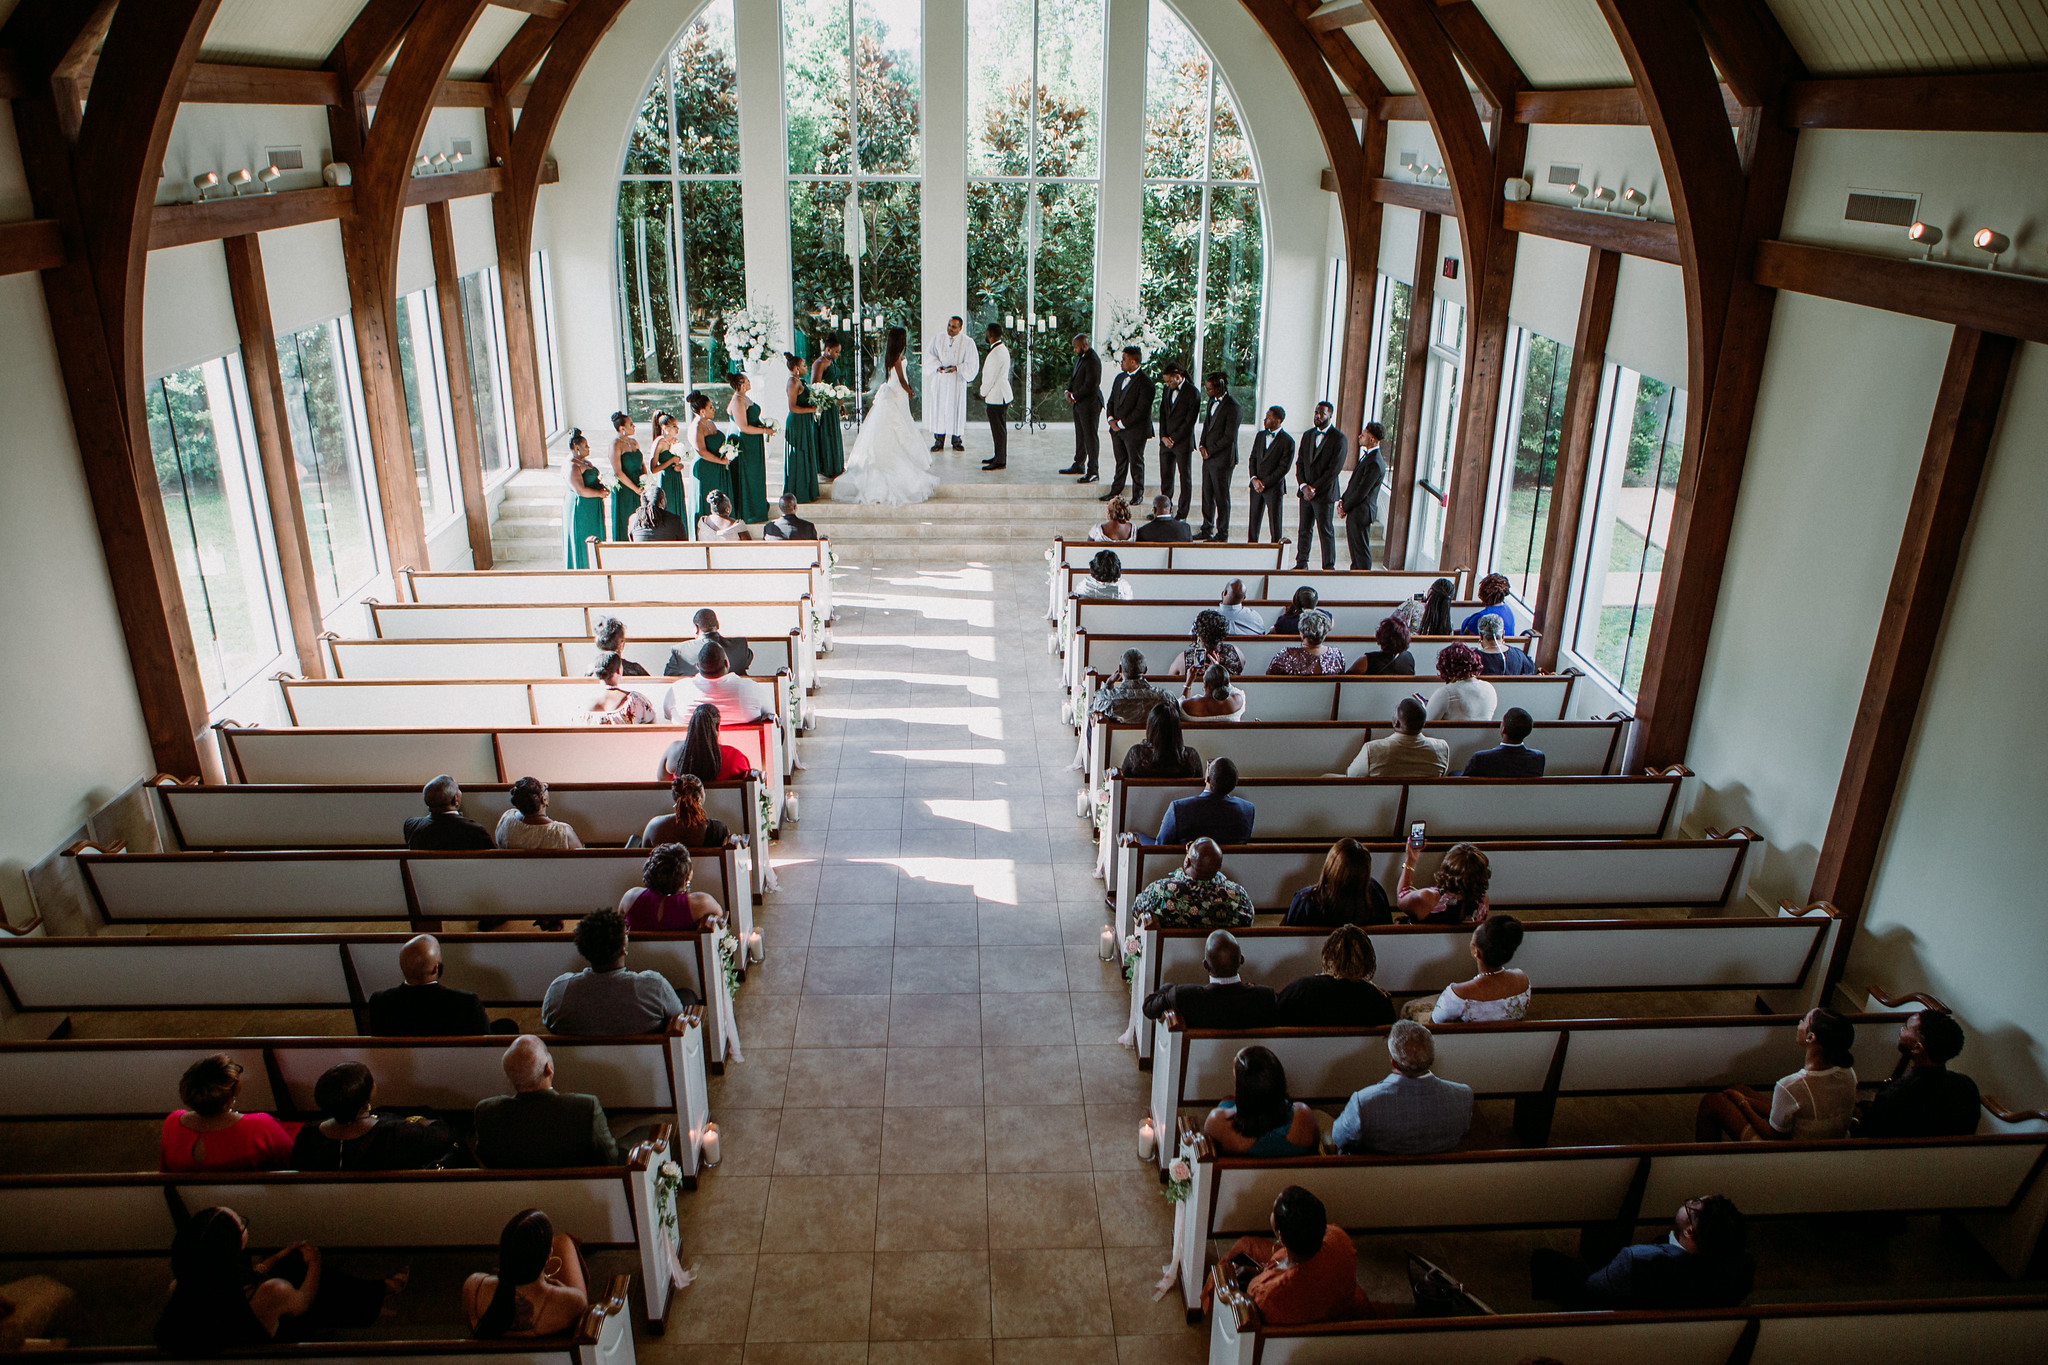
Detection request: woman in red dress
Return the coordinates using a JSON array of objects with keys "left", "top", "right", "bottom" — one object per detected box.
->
[{"left": 160, "top": 1054, "right": 294, "bottom": 1172}]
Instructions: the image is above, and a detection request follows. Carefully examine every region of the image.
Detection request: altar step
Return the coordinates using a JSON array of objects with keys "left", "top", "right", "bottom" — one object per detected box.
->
[{"left": 809, "top": 480, "right": 1105, "bottom": 564}]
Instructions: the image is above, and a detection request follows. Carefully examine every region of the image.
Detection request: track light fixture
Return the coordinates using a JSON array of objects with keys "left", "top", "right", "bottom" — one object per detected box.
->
[
  {"left": 228, "top": 168, "right": 254, "bottom": 195},
  {"left": 1566, "top": 182, "right": 1590, "bottom": 208},
  {"left": 431, "top": 153, "right": 450, "bottom": 173},
  {"left": 1972, "top": 228, "right": 2010, "bottom": 269},
  {"left": 414, "top": 155, "right": 432, "bottom": 175},
  {"left": 192, "top": 171, "right": 220, "bottom": 201},
  {"left": 1907, "top": 221, "right": 1942, "bottom": 260},
  {"left": 258, "top": 164, "right": 282, "bottom": 192},
  {"left": 1591, "top": 185, "right": 1617, "bottom": 210}
]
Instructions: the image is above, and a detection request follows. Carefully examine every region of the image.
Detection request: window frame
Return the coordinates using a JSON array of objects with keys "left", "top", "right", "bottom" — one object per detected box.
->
[
  {"left": 278, "top": 315, "right": 390, "bottom": 626},
  {"left": 394, "top": 287, "right": 463, "bottom": 538}
]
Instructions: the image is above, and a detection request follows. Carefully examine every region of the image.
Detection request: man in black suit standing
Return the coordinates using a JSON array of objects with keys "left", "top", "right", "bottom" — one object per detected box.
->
[
  {"left": 762, "top": 493, "right": 817, "bottom": 541},
  {"left": 1461, "top": 708, "right": 1548, "bottom": 777},
  {"left": 1339, "top": 421, "right": 1386, "bottom": 569},
  {"left": 1155, "top": 362, "right": 1199, "bottom": 520},
  {"left": 1245, "top": 406, "right": 1293, "bottom": 544},
  {"left": 1196, "top": 373, "right": 1240, "bottom": 541},
  {"left": 1063, "top": 334, "right": 1104, "bottom": 482},
  {"left": 1140, "top": 930, "right": 1278, "bottom": 1030},
  {"left": 1134, "top": 493, "right": 1193, "bottom": 542},
  {"left": 1293, "top": 401, "right": 1343, "bottom": 570},
  {"left": 1103, "top": 346, "right": 1153, "bottom": 503}
]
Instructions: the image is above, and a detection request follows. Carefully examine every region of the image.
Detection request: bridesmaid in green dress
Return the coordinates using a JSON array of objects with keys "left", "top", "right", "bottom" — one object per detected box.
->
[
  {"left": 564, "top": 429, "right": 608, "bottom": 568},
  {"left": 811, "top": 338, "right": 846, "bottom": 478},
  {"left": 724, "top": 373, "right": 773, "bottom": 524},
  {"left": 781, "top": 352, "right": 821, "bottom": 503},
  {"left": 649, "top": 410, "right": 688, "bottom": 516},
  {"left": 608, "top": 411, "right": 646, "bottom": 542},
  {"left": 688, "top": 391, "right": 733, "bottom": 522}
]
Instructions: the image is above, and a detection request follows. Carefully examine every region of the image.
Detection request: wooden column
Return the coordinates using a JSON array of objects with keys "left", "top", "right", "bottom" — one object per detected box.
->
[
  {"left": 1381, "top": 210, "right": 1439, "bottom": 568},
  {"left": 1531, "top": 246, "right": 1619, "bottom": 669},
  {"left": 220, "top": 233, "right": 326, "bottom": 675},
  {"left": 1810, "top": 326, "right": 2015, "bottom": 987},
  {"left": 486, "top": 92, "right": 549, "bottom": 469},
  {"left": 426, "top": 200, "right": 495, "bottom": 568}
]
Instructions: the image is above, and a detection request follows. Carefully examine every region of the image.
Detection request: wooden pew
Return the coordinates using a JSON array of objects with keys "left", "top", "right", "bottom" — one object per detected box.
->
[
  {"left": 1068, "top": 633, "right": 1535, "bottom": 697},
  {"left": 1077, "top": 671, "right": 1575, "bottom": 739},
  {"left": 0, "top": 929, "right": 744, "bottom": 1072},
  {"left": 1209, "top": 1295, "right": 2048, "bottom": 1365},
  {"left": 321, "top": 631, "right": 803, "bottom": 704},
  {"left": 0, "top": 1027, "right": 712, "bottom": 1182},
  {"left": 1051, "top": 572, "right": 1468, "bottom": 654},
  {"left": 403, "top": 565, "right": 814, "bottom": 606},
  {"left": 1044, "top": 539, "right": 1384, "bottom": 619},
  {"left": 1067, "top": 598, "right": 1505, "bottom": 669},
  {"left": 587, "top": 535, "right": 835, "bottom": 618}
]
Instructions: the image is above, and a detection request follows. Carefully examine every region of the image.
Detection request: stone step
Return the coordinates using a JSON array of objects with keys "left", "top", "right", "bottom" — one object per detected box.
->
[{"left": 494, "top": 506, "right": 563, "bottom": 526}]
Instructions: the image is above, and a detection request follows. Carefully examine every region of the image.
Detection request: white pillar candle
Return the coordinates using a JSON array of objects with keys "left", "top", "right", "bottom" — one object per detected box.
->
[
  {"left": 701, "top": 1122, "right": 721, "bottom": 1166},
  {"left": 747, "top": 929, "right": 764, "bottom": 963},
  {"left": 1138, "top": 1117, "right": 1157, "bottom": 1160},
  {"left": 1100, "top": 926, "right": 1117, "bottom": 961}
]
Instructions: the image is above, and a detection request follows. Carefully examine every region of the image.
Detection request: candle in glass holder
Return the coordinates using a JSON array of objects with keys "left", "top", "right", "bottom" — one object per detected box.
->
[
  {"left": 701, "top": 1122, "right": 721, "bottom": 1166},
  {"left": 1100, "top": 926, "right": 1116, "bottom": 961},
  {"left": 1138, "top": 1117, "right": 1157, "bottom": 1160},
  {"left": 746, "top": 929, "right": 764, "bottom": 963}
]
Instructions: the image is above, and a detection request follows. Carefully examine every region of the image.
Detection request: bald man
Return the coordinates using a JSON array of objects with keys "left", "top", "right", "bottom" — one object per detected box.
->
[
  {"left": 1140, "top": 929, "right": 1278, "bottom": 1029},
  {"left": 402, "top": 775, "right": 493, "bottom": 851},
  {"left": 362, "top": 934, "right": 491, "bottom": 1036},
  {"left": 1128, "top": 837, "right": 1254, "bottom": 929},
  {"left": 473, "top": 1035, "right": 621, "bottom": 1168}
]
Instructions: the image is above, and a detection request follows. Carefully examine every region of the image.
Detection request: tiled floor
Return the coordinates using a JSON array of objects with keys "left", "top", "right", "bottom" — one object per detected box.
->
[{"left": 660, "top": 554, "right": 1203, "bottom": 1364}]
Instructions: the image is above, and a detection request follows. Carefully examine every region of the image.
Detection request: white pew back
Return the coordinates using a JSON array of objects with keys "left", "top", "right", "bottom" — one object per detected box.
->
[
  {"left": 1081, "top": 669, "right": 1572, "bottom": 729},
  {"left": 1055, "top": 567, "right": 1456, "bottom": 604},
  {"left": 1069, "top": 634, "right": 1532, "bottom": 693},
  {"left": 588, "top": 536, "right": 833, "bottom": 616},
  {"left": 1072, "top": 597, "right": 1487, "bottom": 645},
  {"left": 405, "top": 566, "right": 813, "bottom": 605},
  {"left": 323, "top": 633, "right": 800, "bottom": 685}
]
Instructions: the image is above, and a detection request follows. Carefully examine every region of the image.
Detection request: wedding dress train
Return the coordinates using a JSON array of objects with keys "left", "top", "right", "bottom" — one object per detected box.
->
[{"left": 834, "top": 364, "right": 939, "bottom": 506}]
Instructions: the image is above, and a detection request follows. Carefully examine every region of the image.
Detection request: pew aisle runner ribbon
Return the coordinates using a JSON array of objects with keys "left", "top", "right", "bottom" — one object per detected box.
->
[
  {"left": 715, "top": 927, "right": 745, "bottom": 1064},
  {"left": 653, "top": 1155, "right": 699, "bottom": 1292},
  {"left": 1155, "top": 1135, "right": 1199, "bottom": 1300}
]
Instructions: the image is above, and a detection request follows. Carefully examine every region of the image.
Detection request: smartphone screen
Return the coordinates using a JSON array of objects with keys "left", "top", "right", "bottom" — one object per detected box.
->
[{"left": 1409, "top": 822, "right": 1427, "bottom": 849}]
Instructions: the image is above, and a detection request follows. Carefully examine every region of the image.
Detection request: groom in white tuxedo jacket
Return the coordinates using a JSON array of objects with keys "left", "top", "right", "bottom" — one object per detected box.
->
[{"left": 925, "top": 316, "right": 979, "bottom": 452}]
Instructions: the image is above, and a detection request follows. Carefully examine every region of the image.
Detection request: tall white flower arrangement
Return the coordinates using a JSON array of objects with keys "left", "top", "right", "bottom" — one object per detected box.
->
[
  {"left": 722, "top": 303, "right": 779, "bottom": 368},
  {"left": 1100, "top": 301, "right": 1164, "bottom": 362}
]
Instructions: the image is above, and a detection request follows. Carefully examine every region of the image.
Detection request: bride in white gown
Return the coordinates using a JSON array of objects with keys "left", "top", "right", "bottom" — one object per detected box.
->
[{"left": 835, "top": 326, "right": 938, "bottom": 506}]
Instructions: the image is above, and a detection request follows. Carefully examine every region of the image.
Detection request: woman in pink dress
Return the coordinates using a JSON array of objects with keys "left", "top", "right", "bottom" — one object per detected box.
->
[{"left": 160, "top": 1054, "right": 294, "bottom": 1172}]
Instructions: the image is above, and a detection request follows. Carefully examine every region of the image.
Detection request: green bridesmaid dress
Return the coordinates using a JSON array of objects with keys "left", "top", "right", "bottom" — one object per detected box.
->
[
  {"left": 655, "top": 440, "right": 688, "bottom": 519},
  {"left": 782, "top": 381, "right": 821, "bottom": 504},
  {"left": 815, "top": 361, "right": 846, "bottom": 478},
  {"left": 730, "top": 401, "right": 770, "bottom": 523},
  {"left": 567, "top": 464, "right": 607, "bottom": 568},
  {"left": 611, "top": 446, "right": 645, "bottom": 541},
  {"left": 695, "top": 432, "right": 734, "bottom": 521}
]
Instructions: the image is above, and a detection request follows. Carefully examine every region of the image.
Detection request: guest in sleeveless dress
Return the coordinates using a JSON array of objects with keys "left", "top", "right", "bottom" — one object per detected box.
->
[
  {"left": 1427, "top": 915, "right": 1531, "bottom": 1022},
  {"left": 617, "top": 842, "right": 721, "bottom": 931},
  {"left": 160, "top": 1054, "right": 294, "bottom": 1172},
  {"left": 563, "top": 429, "right": 607, "bottom": 569},
  {"left": 1202, "top": 1045, "right": 1321, "bottom": 1157},
  {"left": 1395, "top": 841, "right": 1491, "bottom": 925},
  {"left": 726, "top": 374, "right": 773, "bottom": 523},
  {"left": 697, "top": 490, "right": 750, "bottom": 542},
  {"left": 657, "top": 702, "right": 753, "bottom": 782},
  {"left": 688, "top": 391, "right": 733, "bottom": 521},
  {"left": 812, "top": 341, "right": 846, "bottom": 477},
  {"left": 609, "top": 411, "right": 646, "bottom": 542},
  {"left": 585, "top": 653, "right": 655, "bottom": 725},
  {"left": 494, "top": 777, "right": 585, "bottom": 850},
  {"left": 157, "top": 1206, "right": 405, "bottom": 1352},
  {"left": 650, "top": 410, "right": 689, "bottom": 519},
  {"left": 464, "top": 1210, "right": 588, "bottom": 1339},
  {"left": 782, "top": 353, "right": 821, "bottom": 503}
]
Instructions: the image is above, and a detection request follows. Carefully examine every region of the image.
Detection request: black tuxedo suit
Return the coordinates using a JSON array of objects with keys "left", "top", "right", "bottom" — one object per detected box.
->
[
  {"left": 1293, "top": 426, "right": 1345, "bottom": 568},
  {"left": 1462, "top": 743, "right": 1548, "bottom": 778},
  {"left": 1197, "top": 392, "right": 1241, "bottom": 539},
  {"left": 1341, "top": 443, "right": 1386, "bottom": 570},
  {"left": 1141, "top": 979, "right": 1280, "bottom": 1030},
  {"left": 1155, "top": 381, "right": 1200, "bottom": 518},
  {"left": 1105, "top": 367, "right": 1155, "bottom": 498},
  {"left": 1135, "top": 515, "right": 1192, "bottom": 542},
  {"left": 1066, "top": 348, "right": 1104, "bottom": 475},
  {"left": 1245, "top": 429, "right": 1294, "bottom": 543}
]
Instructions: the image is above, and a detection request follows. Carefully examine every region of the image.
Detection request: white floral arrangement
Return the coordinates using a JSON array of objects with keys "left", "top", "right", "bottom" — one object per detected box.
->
[
  {"left": 1163, "top": 1153, "right": 1193, "bottom": 1204},
  {"left": 654, "top": 1159, "right": 684, "bottom": 1242},
  {"left": 722, "top": 303, "right": 779, "bottom": 368},
  {"left": 1100, "top": 300, "right": 1165, "bottom": 362},
  {"left": 813, "top": 383, "right": 860, "bottom": 407}
]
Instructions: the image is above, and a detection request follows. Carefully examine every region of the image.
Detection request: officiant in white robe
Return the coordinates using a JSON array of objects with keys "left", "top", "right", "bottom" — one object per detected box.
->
[{"left": 923, "top": 316, "right": 980, "bottom": 450}]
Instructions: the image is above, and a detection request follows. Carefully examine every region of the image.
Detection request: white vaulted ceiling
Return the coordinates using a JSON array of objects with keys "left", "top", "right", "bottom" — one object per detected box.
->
[
  {"left": 200, "top": 0, "right": 366, "bottom": 68},
  {"left": 1768, "top": 0, "right": 2048, "bottom": 75},
  {"left": 1470, "top": 0, "right": 1633, "bottom": 86}
]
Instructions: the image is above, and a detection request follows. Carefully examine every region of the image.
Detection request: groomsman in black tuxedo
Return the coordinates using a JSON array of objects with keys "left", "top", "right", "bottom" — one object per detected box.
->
[
  {"left": 1245, "top": 406, "right": 1293, "bottom": 544},
  {"left": 1339, "top": 421, "right": 1387, "bottom": 570},
  {"left": 1195, "top": 373, "right": 1240, "bottom": 541},
  {"left": 1063, "top": 335, "right": 1104, "bottom": 482},
  {"left": 1292, "top": 401, "right": 1343, "bottom": 570},
  {"left": 1103, "top": 346, "right": 1154, "bottom": 503},
  {"left": 1155, "top": 362, "right": 1199, "bottom": 520}
]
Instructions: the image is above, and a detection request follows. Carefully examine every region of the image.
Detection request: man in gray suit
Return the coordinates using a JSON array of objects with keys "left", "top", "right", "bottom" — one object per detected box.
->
[
  {"left": 474, "top": 1035, "right": 621, "bottom": 1167},
  {"left": 1330, "top": 1020, "right": 1474, "bottom": 1154}
]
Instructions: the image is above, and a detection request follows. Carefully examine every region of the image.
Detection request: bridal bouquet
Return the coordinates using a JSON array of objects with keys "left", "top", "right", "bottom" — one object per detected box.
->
[
  {"left": 722, "top": 303, "right": 778, "bottom": 368},
  {"left": 1100, "top": 300, "right": 1164, "bottom": 362}
]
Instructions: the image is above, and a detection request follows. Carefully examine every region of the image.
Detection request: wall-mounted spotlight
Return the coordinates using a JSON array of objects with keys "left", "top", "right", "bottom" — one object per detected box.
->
[
  {"left": 413, "top": 154, "right": 432, "bottom": 176},
  {"left": 1503, "top": 177, "right": 1532, "bottom": 202},
  {"left": 258, "top": 164, "right": 283, "bottom": 192},
  {"left": 431, "top": 153, "right": 450, "bottom": 173},
  {"left": 227, "top": 168, "right": 255, "bottom": 196},
  {"left": 1621, "top": 187, "right": 1649, "bottom": 217},
  {"left": 1906, "top": 221, "right": 1942, "bottom": 260},
  {"left": 1566, "top": 182, "right": 1590, "bottom": 208},
  {"left": 192, "top": 171, "right": 221, "bottom": 201},
  {"left": 1972, "top": 228, "right": 2010, "bottom": 269},
  {"left": 1591, "top": 185, "right": 1617, "bottom": 210}
]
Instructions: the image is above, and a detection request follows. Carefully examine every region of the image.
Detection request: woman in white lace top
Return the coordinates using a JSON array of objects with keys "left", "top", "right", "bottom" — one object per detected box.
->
[{"left": 1429, "top": 915, "right": 1530, "bottom": 1022}]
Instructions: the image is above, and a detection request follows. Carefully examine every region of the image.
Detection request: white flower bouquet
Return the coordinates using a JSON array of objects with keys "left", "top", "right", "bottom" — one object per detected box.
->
[
  {"left": 813, "top": 383, "right": 860, "bottom": 407},
  {"left": 722, "top": 303, "right": 779, "bottom": 368},
  {"left": 1100, "top": 300, "right": 1165, "bottom": 362}
]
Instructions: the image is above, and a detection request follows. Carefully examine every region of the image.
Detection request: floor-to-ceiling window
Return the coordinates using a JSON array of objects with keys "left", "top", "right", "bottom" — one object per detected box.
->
[
  {"left": 1368, "top": 274, "right": 1411, "bottom": 436},
  {"left": 1574, "top": 365, "right": 1683, "bottom": 698},
  {"left": 393, "top": 288, "right": 460, "bottom": 536},
  {"left": 277, "top": 318, "right": 385, "bottom": 620},
  {"left": 787, "top": 0, "right": 922, "bottom": 412},
  {"left": 144, "top": 355, "right": 290, "bottom": 704},
  {"left": 620, "top": 0, "right": 745, "bottom": 416},
  {"left": 458, "top": 269, "right": 518, "bottom": 478},
  {"left": 965, "top": 0, "right": 1103, "bottom": 424},
  {"left": 1490, "top": 324, "right": 1572, "bottom": 602},
  {"left": 532, "top": 249, "right": 565, "bottom": 437},
  {"left": 1412, "top": 297, "right": 1464, "bottom": 563},
  {"left": 1140, "top": 1, "right": 1264, "bottom": 413}
]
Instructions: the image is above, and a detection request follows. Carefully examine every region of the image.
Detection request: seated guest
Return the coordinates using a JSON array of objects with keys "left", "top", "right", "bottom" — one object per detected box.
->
[
  {"left": 663, "top": 608, "right": 755, "bottom": 678},
  {"left": 1461, "top": 707, "right": 1546, "bottom": 777},
  {"left": 1282, "top": 838, "right": 1392, "bottom": 927},
  {"left": 1093, "top": 648, "right": 1176, "bottom": 726},
  {"left": 1331, "top": 1021, "right": 1473, "bottom": 1155},
  {"left": 464, "top": 1209, "right": 589, "bottom": 1338},
  {"left": 1075, "top": 548, "right": 1134, "bottom": 601},
  {"left": 1271, "top": 586, "right": 1319, "bottom": 637},
  {"left": 1203, "top": 1045, "right": 1320, "bottom": 1156},
  {"left": 404, "top": 775, "right": 494, "bottom": 850},
  {"left": 627, "top": 486, "right": 686, "bottom": 542},
  {"left": 762, "top": 492, "right": 818, "bottom": 541},
  {"left": 1277, "top": 924, "right": 1396, "bottom": 1027},
  {"left": 1430, "top": 915, "right": 1529, "bottom": 1022},
  {"left": 641, "top": 775, "right": 732, "bottom": 850},
  {"left": 1142, "top": 929, "right": 1277, "bottom": 1029},
  {"left": 1418, "top": 577, "right": 1455, "bottom": 636},
  {"left": 1141, "top": 758, "right": 1254, "bottom": 846},
  {"left": 1341, "top": 698, "right": 1449, "bottom": 778},
  {"left": 585, "top": 653, "right": 656, "bottom": 725},
  {"left": 1458, "top": 572, "right": 1516, "bottom": 637},
  {"left": 1180, "top": 662, "right": 1247, "bottom": 722},
  {"left": 1131, "top": 838, "right": 1255, "bottom": 929},
  {"left": 1425, "top": 643, "right": 1498, "bottom": 721},
  {"left": 1473, "top": 611, "right": 1536, "bottom": 675},
  {"left": 1089, "top": 495, "right": 1136, "bottom": 543},
  {"left": 1395, "top": 840, "right": 1491, "bottom": 925},
  {"left": 1696, "top": 1009, "right": 1859, "bottom": 1141},
  {"left": 657, "top": 702, "right": 752, "bottom": 783},
  {"left": 592, "top": 617, "right": 649, "bottom": 676},
  {"left": 1857, "top": 1009, "right": 1981, "bottom": 1138},
  {"left": 696, "top": 489, "right": 751, "bottom": 541},
  {"left": 1168, "top": 609, "right": 1246, "bottom": 678},
  {"left": 1208, "top": 1186, "right": 1372, "bottom": 1325},
  {"left": 1269, "top": 608, "right": 1344, "bottom": 675},
  {"left": 1347, "top": 614, "right": 1415, "bottom": 676},
  {"left": 542, "top": 907, "right": 696, "bottom": 1035},
  {"left": 155, "top": 1206, "right": 404, "bottom": 1352},
  {"left": 1392, "top": 595, "right": 1425, "bottom": 637},
  {"left": 496, "top": 777, "right": 585, "bottom": 850},
  {"left": 661, "top": 641, "right": 771, "bottom": 725},
  {"left": 618, "top": 842, "right": 722, "bottom": 931},
  {"left": 289, "top": 1063, "right": 457, "bottom": 1171},
  {"left": 365, "top": 934, "right": 492, "bottom": 1036},
  {"left": 1134, "top": 493, "right": 1193, "bottom": 542},
  {"left": 0, "top": 1276, "right": 73, "bottom": 1352},
  {"left": 1532, "top": 1197, "right": 1753, "bottom": 1310},
  {"left": 161, "top": 1055, "right": 294, "bottom": 1172},
  {"left": 1215, "top": 579, "right": 1267, "bottom": 635},
  {"left": 1120, "top": 701, "right": 1203, "bottom": 779},
  {"left": 474, "top": 1036, "right": 620, "bottom": 1167}
]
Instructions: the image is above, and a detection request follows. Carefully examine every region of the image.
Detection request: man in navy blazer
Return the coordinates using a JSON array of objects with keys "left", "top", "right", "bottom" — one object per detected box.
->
[
  {"left": 1461, "top": 708, "right": 1547, "bottom": 777},
  {"left": 1141, "top": 757, "right": 1255, "bottom": 845}
]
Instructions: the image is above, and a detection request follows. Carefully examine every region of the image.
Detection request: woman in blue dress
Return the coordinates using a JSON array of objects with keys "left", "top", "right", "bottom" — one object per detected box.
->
[{"left": 1202, "top": 1045, "right": 1321, "bottom": 1157}]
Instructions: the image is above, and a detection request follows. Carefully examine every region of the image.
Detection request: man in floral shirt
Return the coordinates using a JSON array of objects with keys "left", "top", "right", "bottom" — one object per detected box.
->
[
  {"left": 1092, "top": 648, "right": 1176, "bottom": 725},
  {"left": 1132, "top": 837, "right": 1254, "bottom": 928}
]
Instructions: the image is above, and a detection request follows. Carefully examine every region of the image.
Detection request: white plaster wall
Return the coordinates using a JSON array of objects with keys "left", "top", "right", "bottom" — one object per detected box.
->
[
  {"left": 920, "top": 0, "right": 968, "bottom": 346},
  {"left": 259, "top": 219, "right": 353, "bottom": 337},
  {"left": 1093, "top": 0, "right": 1148, "bottom": 324},
  {"left": 143, "top": 240, "right": 241, "bottom": 378},
  {"left": 419, "top": 108, "right": 489, "bottom": 168},
  {"left": 1379, "top": 203, "right": 1419, "bottom": 283},
  {"left": 397, "top": 204, "right": 436, "bottom": 298},
  {"left": 449, "top": 192, "right": 498, "bottom": 279},
  {"left": 156, "top": 103, "right": 333, "bottom": 204},
  {"left": 1519, "top": 123, "right": 1663, "bottom": 217}
]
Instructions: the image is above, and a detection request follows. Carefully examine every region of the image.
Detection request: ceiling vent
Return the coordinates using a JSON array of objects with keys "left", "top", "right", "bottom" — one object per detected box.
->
[
  {"left": 265, "top": 146, "right": 305, "bottom": 171},
  {"left": 1398, "top": 150, "right": 1417, "bottom": 167},
  {"left": 452, "top": 138, "right": 474, "bottom": 157},
  {"left": 1546, "top": 164, "right": 1579, "bottom": 186},
  {"left": 1844, "top": 189, "right": 1918, "bottom": 227}
]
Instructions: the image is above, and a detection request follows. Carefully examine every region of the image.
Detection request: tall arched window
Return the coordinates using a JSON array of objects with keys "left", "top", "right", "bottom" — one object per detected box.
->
[
  {"left": 1140, "top": 2, "right": 1263, "bottom": 412},
  {"left": 618, "top": 0, "right": 744, "bottom": 411},
  {"left": 965, "top": 0, "right": 1104, "bottom": 424},
  {"left": 786, "top": 0, "right": 923, "bottom": 407}
]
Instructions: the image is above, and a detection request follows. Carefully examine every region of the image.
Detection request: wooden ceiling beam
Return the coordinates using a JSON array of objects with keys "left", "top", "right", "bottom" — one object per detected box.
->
[
  {"left": 1307, "top": 2, "right": 1374, "bottom": 34},
  {"left": 1371, "top": 177, "right": 1454, "bottom": 213},
  {"left": 1502, "top": 197, "right": 1681, "bottom": 264},
  {"left": 495, "top": 0, "right": 569, "bottom": 17},
  {"left": 1755, "top": 241, "right": 2048, "bottom": 347},
  {"left": 488, "top": 12, "right": 563, "bottom": 94},
  {"left": 326, "top": 0, "right": 425, "bottom": 94},
  {"left": 149, "top": 185, "right": 354, "bottom": 250},
  {"left": 1433, "top": 0, "right": 1521, "bottom": 115},
  {"left": 0, "top": 217, "right": 66, "bottom": 275},
  {"left": 404, "top": 164, "right": 504, "bottom": 207},
  {"left": 1785, "top": 70, "right": 2048, "bottom": 132}
]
